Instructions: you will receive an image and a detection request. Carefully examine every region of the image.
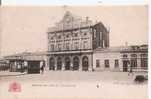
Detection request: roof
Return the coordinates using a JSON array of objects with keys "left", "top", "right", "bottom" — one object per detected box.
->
[
  {"left": 4, "top": 51, "right": 47, "bottom": 60},
  {"left": 94, "top": 46, "right": 126, "bottom": 53},
  {"left": 94, "top": 45, "right": 148, "bottom": 53}
]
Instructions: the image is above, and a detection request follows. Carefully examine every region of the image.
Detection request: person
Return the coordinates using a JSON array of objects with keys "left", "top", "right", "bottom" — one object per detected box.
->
[
  {"left": 40, "top": 65, "right": 44, "bottom": 74},
  {"left": 128, "top": 64, "right": 134, "bottom": 76}
]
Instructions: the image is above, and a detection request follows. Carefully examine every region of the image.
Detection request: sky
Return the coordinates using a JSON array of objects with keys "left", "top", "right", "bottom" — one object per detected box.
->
[
  {"left": 2, "top": 0, "right": 148, "bottom": 5},
  {"left": 0, "top": 5, "right": 148, "bottom": 56}
]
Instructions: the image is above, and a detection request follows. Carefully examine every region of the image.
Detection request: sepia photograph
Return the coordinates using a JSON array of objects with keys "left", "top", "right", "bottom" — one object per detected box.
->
[{"left": 0, "top": 5, "right": 148, "bottom": 99}]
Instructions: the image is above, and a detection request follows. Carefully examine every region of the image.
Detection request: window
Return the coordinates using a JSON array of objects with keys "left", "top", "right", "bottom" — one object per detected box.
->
[
  {"left": 51, "top": 37, "right": 54, "bottom": 40},
  {"left": 141, "top": 54, "right": 147, "bottom": 58},
  {"left": 131, "top": 59, "right": 137, "bottom": 68},
  {"left": 123, "top": 54, "right": 127, "bottom": 58},
  {"left": 114, "top": 59, "right": 119, "bottom": 68},
  {"left": 96, "top": 60, "right": 100, "bottom": 68},
  {"left": 74, "top": 33, "right": 78, "bottom": 37},
  {"left": 141, "top": 54, "right": 148, "bottom": 69},
  {"left": 58, "top": 44, "right": 61, "bottom": 51},
  {"left": 93, "top": 29, "right": 97, "bottom": 38},
  {"left": 74, "top": 42, "right": 79, "bottom": 50},
  {"left": 66, "top": 43, "right": 70, "bottom": 50},
  {"left": 66, "top": 34, "right": 69, "bottom": 38},
  {"left": 84, "top": 32, "right": 87, "bottom": 36},
  {"left": 51, "top": 44, "right": 54, "bottom": 51},
  {"left": 104, "top": 60, "right": 109, "bottom": 68},
  {"left": 58, "top": 35, "right": 61, "bottom": 39},
  {"left": 83, "top": 41, "right": 87, "bottom": 49},
  {"left": 131, "top": 54, "right": 137, "bottom": 68},
  {"left": 131, "top": 54, "right": 137, "bottom": 57}
]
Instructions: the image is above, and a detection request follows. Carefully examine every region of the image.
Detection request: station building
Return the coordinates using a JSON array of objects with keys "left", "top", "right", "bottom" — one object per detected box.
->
[
  {"left": 93, "top": 45, "right": 148, "bottom": 72},
  {"left": 4, "top": 11, "right": 148, "bottom": 73},
  {"left": 46, "top": 11, "right": 109, "bottom": 71}
]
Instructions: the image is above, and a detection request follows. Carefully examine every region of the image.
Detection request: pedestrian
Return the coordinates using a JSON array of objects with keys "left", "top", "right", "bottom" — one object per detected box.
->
[
  {"left": 40, "top": 65, "right": 45, "bottom": 74},
  {"left": 128, "top": 64, "right": 134, "bottom": 76}
]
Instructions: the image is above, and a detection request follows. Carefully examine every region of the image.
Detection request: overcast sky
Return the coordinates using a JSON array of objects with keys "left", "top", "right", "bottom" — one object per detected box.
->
[{"left": 0, "top": 5, "right": 148, "bottom": 56}]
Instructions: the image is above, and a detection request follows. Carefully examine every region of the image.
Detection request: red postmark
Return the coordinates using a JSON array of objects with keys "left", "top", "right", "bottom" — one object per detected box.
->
[{"left": 8, "top": 82, "right": 21, "bottom": 92}]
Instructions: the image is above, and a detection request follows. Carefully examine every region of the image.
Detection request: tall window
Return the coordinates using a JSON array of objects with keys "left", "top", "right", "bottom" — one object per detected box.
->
[
  {"left": 83, "top": 41, "right": 87, "bottom": 49},
  {"left": 141, "top": 54, "right": 148, "bottom": 69},
  {"left": 114, "top": 59, "right": 119, "bottom": 68},
  {"left": 51, "top": 44, "right": 54, "bottom": 51},
  {"left": 66, "top": 43, "right": 70, "bottom": 50},
  {"left": 58, "top": 44, "right": 62, "bottom": 51},
  {"left": 96, "top": 60, "right": 100, "bottom": 68},
  {"left": 94, "top": 29, "right": 97, "bottom": 38},
  {"left": 131, "top": 54, "right": 137, "bottom": 68},
  {"left": 74, "top": 42, "right": 79, "bottom": 50},
  {"left": 104, "top": 60, "right": 109, "bottom": 68}
]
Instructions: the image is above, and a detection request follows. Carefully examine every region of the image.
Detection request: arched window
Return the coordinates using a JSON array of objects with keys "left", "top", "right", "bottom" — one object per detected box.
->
[
  {"left": 49, "top": 57, "right": 55, "bottom": 70},
  {"left": 82, "top": 56, "right": 89, "bottom": 71},
  {"left": 65, "top": 57, "right": 70, "bottom": 70},
  {"left": 57, "top": 57, "right": 62, "bottom": 70},
  {"left": 73, "top": 56, "right": 79, "bottom": 70}
]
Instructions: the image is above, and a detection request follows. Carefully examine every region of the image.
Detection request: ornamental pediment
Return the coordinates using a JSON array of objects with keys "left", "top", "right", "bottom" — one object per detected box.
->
[{"left": 48, "top": 11, "right": 93, "bottom": 32}]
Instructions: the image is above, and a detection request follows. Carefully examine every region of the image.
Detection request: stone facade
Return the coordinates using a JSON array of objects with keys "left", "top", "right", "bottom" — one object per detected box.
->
[
  {"left": 47, "top": 11, "right": 109, "bottom": 71},
  {"left": 93, "top": 45, "right": 148, "bottom": 72},
  {"left": 4, "top": 11, "right": 148, "bottom": 73}
]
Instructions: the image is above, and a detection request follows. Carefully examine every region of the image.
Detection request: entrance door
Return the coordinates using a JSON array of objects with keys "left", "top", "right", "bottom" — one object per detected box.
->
[
  {"left": 123, "top": 61, "right": 128, "bottom": 72},
  {"left": 65, "top": 57, "right": 70, "bottom": 70},
  {"left": 49, "top": 58, "right": 55, "bottom": 70},
  {"left": 73, "top": 56, "right": 79, "bottom": 70},
  {"left": 57, "top": 57, "right": 62, "bottom": 70},
  {"left": 82, "top": 56, "right": 89, "bottom": 71}
]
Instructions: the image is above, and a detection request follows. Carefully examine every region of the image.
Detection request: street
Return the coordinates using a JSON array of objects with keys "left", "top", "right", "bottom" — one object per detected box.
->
[{"left": 0, "top": 71, "right": 148, "bottom": 99}]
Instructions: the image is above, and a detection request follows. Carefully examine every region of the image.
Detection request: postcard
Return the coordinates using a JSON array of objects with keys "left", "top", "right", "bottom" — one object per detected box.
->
[{"left": 0, "top": 1, "right": 149, "bottom": 99}]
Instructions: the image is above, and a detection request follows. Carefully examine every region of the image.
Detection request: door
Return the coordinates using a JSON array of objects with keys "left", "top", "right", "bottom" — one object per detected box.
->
[
  {"left": 65, "top": 57, "right": 70, "bottom": 70},
  {"left": 49, "top": 58, "right": 55, "bottom": 70},
  {"left": 73, "top": 56, "right": 79, "bottom": 70},
  {"left": 123, "top": 61, "right": 128, "bottom": 72},
  {"left": 82, "top": 56, "right": 89, "bottom": 71}
]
